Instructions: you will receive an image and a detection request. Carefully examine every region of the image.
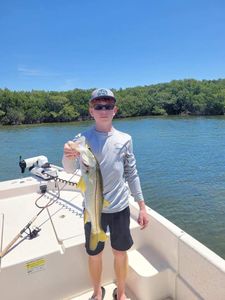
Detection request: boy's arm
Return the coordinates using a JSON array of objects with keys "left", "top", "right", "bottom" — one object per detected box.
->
[
  {"left": 124, "top": 138, "right": 144, "bottom": 201},
  {"left": 124, "top": 139, "right": 149, "bottom": 229}
]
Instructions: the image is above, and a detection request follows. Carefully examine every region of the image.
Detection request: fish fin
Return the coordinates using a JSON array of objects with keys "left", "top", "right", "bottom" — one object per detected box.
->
[
  {"left": 99, "top": 229, "right": 108, "bottom": 242},
  {"left": 103, "top": 199, "right": 110, "bottom": 207},
  {"left": 83, "top": 210, "right": 89, "bottom": 224},
  {"left": 89, "top": 230, "right": 108, "bottom": 251},
  {"left": 76, "top": 177, "right": 86, "bottom": 193}
]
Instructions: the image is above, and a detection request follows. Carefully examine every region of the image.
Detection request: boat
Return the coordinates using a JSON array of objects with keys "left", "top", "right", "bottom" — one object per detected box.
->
[{"left": 0, "top": 155, "right": 225, "bottom": 300}]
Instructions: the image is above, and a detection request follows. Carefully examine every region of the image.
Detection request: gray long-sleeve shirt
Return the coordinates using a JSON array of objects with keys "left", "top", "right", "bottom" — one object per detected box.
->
[{"left": 62, "top": 126, "right": 144, "bottom": 213}]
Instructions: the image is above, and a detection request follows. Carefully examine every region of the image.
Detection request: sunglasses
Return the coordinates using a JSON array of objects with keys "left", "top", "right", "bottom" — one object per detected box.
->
[{"left": 93, "top": 104, "right": 115, "bottom": 111}]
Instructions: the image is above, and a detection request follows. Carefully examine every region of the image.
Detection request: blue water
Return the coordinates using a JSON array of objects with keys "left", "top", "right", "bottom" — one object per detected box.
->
[{"left": 1, "top": 116, "right": 225, "bottom": 258}]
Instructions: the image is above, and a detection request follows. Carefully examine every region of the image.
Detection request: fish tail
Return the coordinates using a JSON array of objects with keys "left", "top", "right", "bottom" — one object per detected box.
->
[{"left": 89, "top": 230, "right": 108, "bottom": 251}]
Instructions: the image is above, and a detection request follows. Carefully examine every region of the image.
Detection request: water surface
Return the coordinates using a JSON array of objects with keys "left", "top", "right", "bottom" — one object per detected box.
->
[{"left": 1, "top": 116, "right": 225, "bottom": 258}]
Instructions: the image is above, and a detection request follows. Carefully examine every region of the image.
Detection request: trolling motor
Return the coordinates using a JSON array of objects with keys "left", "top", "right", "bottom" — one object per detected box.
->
[
  {"left": 19, "top": 155, "right": 58, "bottom": 180},
  {"left": 19, "top": 155, "right": 49, "bottom": 172}
]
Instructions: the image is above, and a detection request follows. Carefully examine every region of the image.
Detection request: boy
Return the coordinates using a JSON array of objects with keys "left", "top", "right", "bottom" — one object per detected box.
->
[{"left": 62, "top": 88, "right": 149, "bottom": 300}]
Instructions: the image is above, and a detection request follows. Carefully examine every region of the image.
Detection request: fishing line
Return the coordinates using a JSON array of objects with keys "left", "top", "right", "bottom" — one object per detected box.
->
[
  {"left": 35, "top": 168, "right": 80, "bottom": 209},
  {"left": 0, "top": 169, "right": 80, "bottom": 258},
  {"left": 35, "top": 178, "right": 60, "bottom": 209}
]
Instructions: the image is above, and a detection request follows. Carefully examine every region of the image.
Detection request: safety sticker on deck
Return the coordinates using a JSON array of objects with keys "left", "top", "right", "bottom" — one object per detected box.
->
[{"left": 26, "top": 258, "right": 46, "bottom": 275}]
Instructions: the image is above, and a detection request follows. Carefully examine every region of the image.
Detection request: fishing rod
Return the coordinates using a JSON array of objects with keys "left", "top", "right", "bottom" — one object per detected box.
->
[
  {"left": 0, "top": 188, "right": 57, "bottom": 258},
  {"left": 0, "top": 167, "right": 79, "bottom": 258}
]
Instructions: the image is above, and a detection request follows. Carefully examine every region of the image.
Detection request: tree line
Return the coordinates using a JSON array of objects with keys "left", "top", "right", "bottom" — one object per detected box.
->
[{"left": 0, "top": 78, "right": 225, "bottom": 125}]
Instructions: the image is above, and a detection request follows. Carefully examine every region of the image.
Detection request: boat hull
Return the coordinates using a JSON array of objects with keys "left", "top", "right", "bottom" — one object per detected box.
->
[{"left": 0, "top": 173, "right": 225, "bottom": 300}]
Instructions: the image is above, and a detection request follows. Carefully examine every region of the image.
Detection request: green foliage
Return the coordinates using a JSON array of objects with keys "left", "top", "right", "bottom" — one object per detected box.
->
[
  {"left": 1, "top": 108, "right": 25, "bottom": 125},
  {"left": 0, "top": 79, "right": 225, "bottom": 125}
]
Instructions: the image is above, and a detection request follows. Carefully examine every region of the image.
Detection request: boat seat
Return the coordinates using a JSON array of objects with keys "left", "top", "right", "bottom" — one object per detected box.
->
[
  {"left": 128, "top": 249, "right": 159, "bottom": 277},
  {"left": 127, "top": 249, "right": 174, "bottom": 300}
]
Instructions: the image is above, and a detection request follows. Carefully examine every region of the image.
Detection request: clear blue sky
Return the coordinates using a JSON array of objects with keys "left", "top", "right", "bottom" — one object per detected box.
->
[{"left": 1, "top": 0, "right": 225, "bottom": 91}]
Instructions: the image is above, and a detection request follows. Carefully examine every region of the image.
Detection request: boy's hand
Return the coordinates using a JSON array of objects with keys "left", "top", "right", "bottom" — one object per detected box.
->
[
  {"left": 137, "top": 201, "right": 149, "bottom": 229},
  {"left": 64, "top": 141, "right": 80, "bottom": 159},
  {"left": 138, "top": 208, "right": 149, "bottom": 229}
]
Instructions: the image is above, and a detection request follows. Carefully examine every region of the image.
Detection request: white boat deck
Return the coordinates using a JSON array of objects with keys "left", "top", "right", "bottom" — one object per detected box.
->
[
  {"left": 1, "top": 168, "right": 225, "bottom": 300},
  {"left": 0, "top": 174, "right": 84, "bottom": 267},
  {"left": 68, "top": 283, "right": 133, "bottom": 300},
  {"left": 67, "top": 282, "right": 173, "bottom": 300}
]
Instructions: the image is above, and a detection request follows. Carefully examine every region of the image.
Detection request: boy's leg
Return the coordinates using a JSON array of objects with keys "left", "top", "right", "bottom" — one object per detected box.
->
[
  {"left": 84, "top": 218, "right": 107, "bottom": 299},
  {"left": 112, "top": 249, "right": 128, "bottom": 300},
  {"left": 88, "top": 252, "right": 103, "bottom": 300},
  {"left": 109, "top": 207, "right": 133, "bottom": 300}
]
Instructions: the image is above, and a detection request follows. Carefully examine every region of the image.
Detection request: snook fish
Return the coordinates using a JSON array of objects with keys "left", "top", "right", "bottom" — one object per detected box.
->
[{"left": 68, "top": 136, "right": 108, "bottom": 251}]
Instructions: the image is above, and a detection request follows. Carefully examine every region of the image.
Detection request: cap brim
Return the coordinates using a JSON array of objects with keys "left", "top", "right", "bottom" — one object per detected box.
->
[{"left": 89, "top": 96, "right": 116, "bottom": 102}]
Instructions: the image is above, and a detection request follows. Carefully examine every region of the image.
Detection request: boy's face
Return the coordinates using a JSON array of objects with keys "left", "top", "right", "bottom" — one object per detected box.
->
[{"left": 89, "top": 98, "right": 118, "bottom": 123}]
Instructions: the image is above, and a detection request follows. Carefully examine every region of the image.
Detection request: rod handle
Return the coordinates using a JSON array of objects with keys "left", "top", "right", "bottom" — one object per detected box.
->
[{"left": 0, "top": 233, "right": 21, "bottom": 258}]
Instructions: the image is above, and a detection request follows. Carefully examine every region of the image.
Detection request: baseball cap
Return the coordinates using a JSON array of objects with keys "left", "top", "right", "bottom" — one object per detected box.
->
[{"left": 90, "top": 88, "right": 116, "bottom": 102}]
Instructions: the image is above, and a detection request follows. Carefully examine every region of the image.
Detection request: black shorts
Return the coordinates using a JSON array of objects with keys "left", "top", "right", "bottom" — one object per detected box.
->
[{"left": 84, "top": 206, "right": 133, "bottom": 256}]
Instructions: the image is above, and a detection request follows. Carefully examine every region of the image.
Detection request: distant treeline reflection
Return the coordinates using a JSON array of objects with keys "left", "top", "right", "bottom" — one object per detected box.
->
[{"left": 1, "top": 78, "right": 225, "bottom": 125}]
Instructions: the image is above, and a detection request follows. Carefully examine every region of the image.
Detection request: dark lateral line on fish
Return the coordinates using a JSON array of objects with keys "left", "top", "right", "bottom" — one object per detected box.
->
[{"left": 94, "top": 168, "right": 99, "bottom": 229}]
